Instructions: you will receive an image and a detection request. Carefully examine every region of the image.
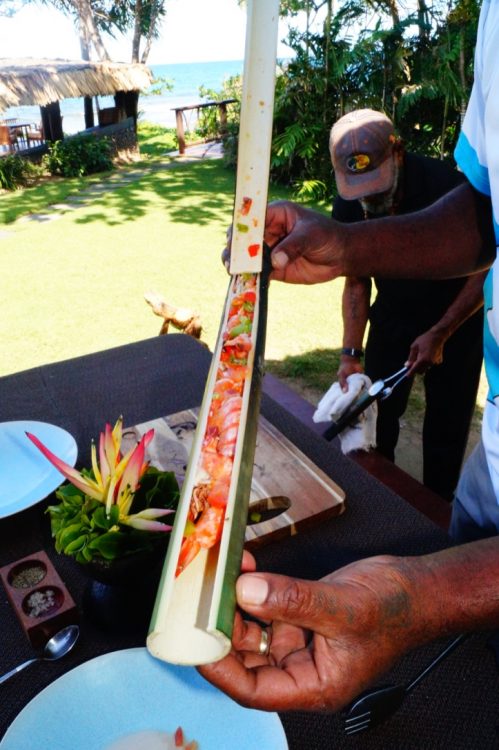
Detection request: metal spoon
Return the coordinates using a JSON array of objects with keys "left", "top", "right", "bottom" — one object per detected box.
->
[{"left": 0, "top": 624, "right": 79, "bottom": 685}]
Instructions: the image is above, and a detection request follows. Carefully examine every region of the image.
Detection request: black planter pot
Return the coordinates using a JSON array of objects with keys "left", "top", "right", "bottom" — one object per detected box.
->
[{"left": 81, "top": 545, "right": 167, "bottom": 635}]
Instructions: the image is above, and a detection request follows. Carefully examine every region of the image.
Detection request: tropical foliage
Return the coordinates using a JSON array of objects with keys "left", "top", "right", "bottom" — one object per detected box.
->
[
  {"left": 198, "top": 76, "right": 242, "bottom": 167},
  {"left": 0, "top": 154, "right": 41, "bottom": 190},
  {"left": 44, "top": 134, "right": 113, "bottom": 178},
  {"left": 268, "top": 0, "right": 480, "bottom": 200}
]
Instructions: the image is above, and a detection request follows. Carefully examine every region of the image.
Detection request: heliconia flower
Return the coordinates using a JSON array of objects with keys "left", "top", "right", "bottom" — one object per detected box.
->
[
  {"left": 26, "top": 432, "right": 102, "bottom": 501},
  {"left": 26, "top": 420, "right": 173, "bottom": 531}
]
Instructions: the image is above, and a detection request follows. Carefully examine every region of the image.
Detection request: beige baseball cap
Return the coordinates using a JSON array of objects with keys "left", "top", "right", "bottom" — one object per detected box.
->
[{"left": 330, "top": 109, "right": 396, "bottom": 200}]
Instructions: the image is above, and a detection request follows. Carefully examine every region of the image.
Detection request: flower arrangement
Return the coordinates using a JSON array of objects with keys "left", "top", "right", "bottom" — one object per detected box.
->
[{"left": 27, "top": 418, "right": 179, "bottom": 564}]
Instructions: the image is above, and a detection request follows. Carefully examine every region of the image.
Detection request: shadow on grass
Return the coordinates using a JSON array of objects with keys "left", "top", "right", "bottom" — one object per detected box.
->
[
  {"left": 73, "top": 159, "right": 238, "bottom": 227},
  {"left": 0, "top": 123, "right": 212, "bottom": 226},
  {"left": 0, "top": 175, "right": 93, "bottom": 224},
  {"left": 0, "top": 124, "right": 313, "bottom": 227}
]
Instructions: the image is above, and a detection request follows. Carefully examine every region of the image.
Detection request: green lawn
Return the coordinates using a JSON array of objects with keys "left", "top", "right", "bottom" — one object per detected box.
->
[{"left": 0, "top": 124, "right": 344, "bottom": 382}]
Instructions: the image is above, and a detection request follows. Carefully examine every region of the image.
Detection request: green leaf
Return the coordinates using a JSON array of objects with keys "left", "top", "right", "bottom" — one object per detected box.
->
[
  {"left": 58, "top": 523, "right": 86, "bottom": 548},
  {"left": 131, "top": 468, "right": 179, "bottom": 514},
  {"left": 88, "top": 532, "right": 129, "bottom": 560},
  {"left": 64, "top": 534, "right": 88, "bottom": 554},
  {"left": 109, "top": 504, "right": 120, "bottom": 526},
  {"left": 92, "top": 506, "right": 111, "bottom": 530}
]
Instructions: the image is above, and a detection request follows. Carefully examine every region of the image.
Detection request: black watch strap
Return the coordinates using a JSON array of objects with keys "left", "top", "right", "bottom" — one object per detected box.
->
[{"left": 341, "top": 347, "right": 364, "bottom": 358}]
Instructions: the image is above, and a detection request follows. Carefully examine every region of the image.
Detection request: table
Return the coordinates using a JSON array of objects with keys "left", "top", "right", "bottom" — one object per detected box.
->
[
  {"left": 0, "top": 334, "right": 498, "bottom": 749},
  {"left": 1, "top": 122, "right": 32, "bottom": 150}
]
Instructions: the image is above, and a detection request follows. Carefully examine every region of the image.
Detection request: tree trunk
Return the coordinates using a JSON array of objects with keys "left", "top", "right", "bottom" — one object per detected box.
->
[
  {"left": 384, "top": 0, "right": 400, "bottom": 26},
  {"left": 79, "top": 21, "right": 94, "bottom": 128},
  {"left": 141, "top": 3, "right": 161, "bottom": 64},
  {"left": 417, "top": 0, "right": 429, "bottom": 43},
  {"left": 74, "top": 0, "right": 110, "bottom": 61},
  {"left": 131, "top": 0, "right": 143, "bottom": 63}
]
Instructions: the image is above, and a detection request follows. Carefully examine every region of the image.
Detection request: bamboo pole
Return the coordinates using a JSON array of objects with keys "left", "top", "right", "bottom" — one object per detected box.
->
[{"left": 229, "top": 0, "right": 280, "bottom": 275}]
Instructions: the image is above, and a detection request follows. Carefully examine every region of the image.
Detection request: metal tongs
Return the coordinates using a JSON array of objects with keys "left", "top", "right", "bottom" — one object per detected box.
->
[{"left": 323, "top": 365, "right": 410, "bottom": 441}]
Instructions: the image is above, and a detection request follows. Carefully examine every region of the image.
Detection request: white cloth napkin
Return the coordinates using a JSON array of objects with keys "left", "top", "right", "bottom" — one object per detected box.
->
[{"left": 313, "top": 373, "right": 377, "bottom": 454}]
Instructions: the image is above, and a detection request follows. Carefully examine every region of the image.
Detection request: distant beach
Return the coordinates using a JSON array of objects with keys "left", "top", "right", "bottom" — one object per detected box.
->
[{"left": 3, "top": 60, "right": 244, "bottom": 134}]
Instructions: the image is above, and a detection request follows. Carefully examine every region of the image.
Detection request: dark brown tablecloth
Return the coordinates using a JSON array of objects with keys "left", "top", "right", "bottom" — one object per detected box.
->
[{"left": 1, "top": 335, "right": 498, "bottom": 749}]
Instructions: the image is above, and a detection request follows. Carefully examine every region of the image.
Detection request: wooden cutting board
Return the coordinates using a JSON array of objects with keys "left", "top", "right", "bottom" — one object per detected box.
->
[{"left": 123, "top": 410, "right": 345, "bottom": 549}]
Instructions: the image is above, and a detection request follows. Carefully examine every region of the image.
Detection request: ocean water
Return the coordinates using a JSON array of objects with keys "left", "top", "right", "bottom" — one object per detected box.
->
[{"left": 2, "top": 60, "right": 244, "bottom": 134}]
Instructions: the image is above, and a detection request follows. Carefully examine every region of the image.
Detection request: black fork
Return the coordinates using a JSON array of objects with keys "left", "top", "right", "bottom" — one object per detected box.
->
[{"left": 343, "top": 633, "right": 468, "bottom": 736}]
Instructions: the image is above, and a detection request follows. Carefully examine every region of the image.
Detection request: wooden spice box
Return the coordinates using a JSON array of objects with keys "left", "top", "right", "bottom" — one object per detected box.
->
[{"left": 0, "top": 550, "right": 78, "bottom": 648}]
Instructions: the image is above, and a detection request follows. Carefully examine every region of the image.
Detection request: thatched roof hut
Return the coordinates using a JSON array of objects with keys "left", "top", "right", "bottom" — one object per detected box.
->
[
  {"left": 0, "top": 58, "right": 153, "bottom": 144},
  {"left": 0, "top": 58, "right": 152, "bottom": 111}
]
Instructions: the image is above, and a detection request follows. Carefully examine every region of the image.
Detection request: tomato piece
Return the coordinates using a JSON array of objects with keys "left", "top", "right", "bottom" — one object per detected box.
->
[
  {"left": 174, "top": 727, "right": 185, "bottom": 747},
  {"left": 225, "top": 332, "right": 252, "bottom": 351}
]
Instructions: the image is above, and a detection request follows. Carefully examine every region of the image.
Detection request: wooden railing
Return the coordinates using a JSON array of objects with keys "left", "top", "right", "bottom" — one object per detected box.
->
[{"left": 171, "top": 98, "right": 237, "bottom": 155}]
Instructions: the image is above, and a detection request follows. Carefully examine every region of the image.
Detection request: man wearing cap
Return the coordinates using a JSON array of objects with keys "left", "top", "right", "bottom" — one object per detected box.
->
[{"left": 330, "top": 109, "right": 486, "bottom": 501}]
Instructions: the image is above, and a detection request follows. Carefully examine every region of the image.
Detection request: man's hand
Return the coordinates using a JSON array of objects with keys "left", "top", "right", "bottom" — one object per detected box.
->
[
  {"left": 337, "top": 357, "right": 365, "bottom": 391},
  {"left": 406, "top": 330, "right": 446, "bottom": 375},
  {"left": 264, "top": 201, "right": 346, "bottom": 283},
  {"left": 199, "top": 555, "right": 433, "bottom": 712},
  {"left": 222, "top": 201, "right": 346, "bottom": 284}
]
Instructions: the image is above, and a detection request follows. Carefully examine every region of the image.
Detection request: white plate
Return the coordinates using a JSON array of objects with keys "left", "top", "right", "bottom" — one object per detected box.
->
[
  {"left": 0, "top": 420, "right": 77, "bottom": 518},
  {"left": 0, "top": 648, "right": 288, "bottom": 750}
]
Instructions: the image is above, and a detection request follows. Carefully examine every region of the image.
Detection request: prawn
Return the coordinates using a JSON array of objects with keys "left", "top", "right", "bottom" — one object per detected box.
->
[
  {"left": 176, "top": 505, "right": 225, "bottom": 576},
  {"left": 175, "top": 273, "right": 258, "bottom": 578}
]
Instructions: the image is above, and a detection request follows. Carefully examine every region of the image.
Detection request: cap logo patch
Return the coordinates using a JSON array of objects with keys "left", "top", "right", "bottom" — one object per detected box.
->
[{"left": 346, "top": 154, "right": 370, "bottom": 173}]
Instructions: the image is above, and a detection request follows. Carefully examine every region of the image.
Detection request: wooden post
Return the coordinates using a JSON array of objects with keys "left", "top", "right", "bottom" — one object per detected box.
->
[
  {"left": 83, "top": 97, "right": 94, "bottom": 128},
  {"left": 40, "top": 106, "right": 50, "bottom": 142},
  {"left": 175, "top": 109, "right": 186, "bottom": 154},
  {"left": 40, "top": 101, "right": 64, "bottom": 142},
  {"left": 218, "top": 102, "right": 229, "bottom": 137},
  {"left": 114, "top": 90, "right": 139, "bottom": 129}
]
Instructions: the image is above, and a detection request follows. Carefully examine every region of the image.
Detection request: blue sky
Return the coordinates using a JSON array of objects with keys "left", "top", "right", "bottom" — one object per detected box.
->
[{"left": 0, "top": 0, "right": 293, "bottom": 64}]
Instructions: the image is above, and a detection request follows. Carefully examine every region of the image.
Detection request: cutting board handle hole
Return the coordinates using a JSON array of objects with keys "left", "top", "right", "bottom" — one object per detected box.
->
[{"left": 247, "top": 496, "right": 291, "bottom": 525}]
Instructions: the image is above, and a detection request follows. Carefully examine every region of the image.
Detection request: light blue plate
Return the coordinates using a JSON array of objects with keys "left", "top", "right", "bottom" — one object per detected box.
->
[
  {"left": 0, "top": 648, "right": 288, "bottom": 750},
  {"left": 0, "top": 420, "right": 77, "bottom": 518}
]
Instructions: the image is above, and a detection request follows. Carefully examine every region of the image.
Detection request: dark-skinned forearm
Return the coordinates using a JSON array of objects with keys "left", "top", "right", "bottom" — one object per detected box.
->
[
  {"left": 429, "top": 271, "right": 486, "bottom": 340},
  {"left": 341, "top": 276, "right": 370, "bottom": 349},
  {"left": 398, "top": 537, "right": 499, "bottom": 644},
  {"left": 339, "top": 183, "right": 495, "bottom": 279}
]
